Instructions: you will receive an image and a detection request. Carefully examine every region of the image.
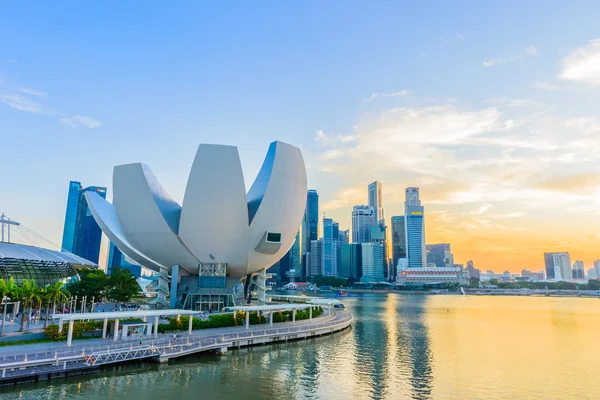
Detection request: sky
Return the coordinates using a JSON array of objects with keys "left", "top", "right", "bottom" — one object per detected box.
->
[{"left": 1, "top": 1, "right": 600, "bottom": 272}]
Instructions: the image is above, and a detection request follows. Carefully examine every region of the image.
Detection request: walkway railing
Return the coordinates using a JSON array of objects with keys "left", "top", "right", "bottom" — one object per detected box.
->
[{"left": 0, "top": 312, "right": 352, "bottom": 373}]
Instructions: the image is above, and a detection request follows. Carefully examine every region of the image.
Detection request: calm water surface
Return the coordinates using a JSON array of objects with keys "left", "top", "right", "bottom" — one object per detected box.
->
[{"left": 2, "top": 294, "right": 599, "bottom": 400}]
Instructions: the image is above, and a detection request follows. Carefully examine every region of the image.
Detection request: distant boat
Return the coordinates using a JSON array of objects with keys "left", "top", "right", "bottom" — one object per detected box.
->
[{"left": 336, "top": 290, "right": 348, "bottom": 297}]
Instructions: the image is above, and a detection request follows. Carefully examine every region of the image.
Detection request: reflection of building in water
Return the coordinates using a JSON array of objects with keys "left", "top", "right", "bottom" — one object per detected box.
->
[{"left": 396, "top": 296, "right": 434, "bottom": 400}]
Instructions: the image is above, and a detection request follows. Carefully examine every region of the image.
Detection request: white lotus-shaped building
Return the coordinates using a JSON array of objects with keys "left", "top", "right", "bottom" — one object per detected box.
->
[{"left": 85, "top": 141, "right": 307, "bottom": 308}]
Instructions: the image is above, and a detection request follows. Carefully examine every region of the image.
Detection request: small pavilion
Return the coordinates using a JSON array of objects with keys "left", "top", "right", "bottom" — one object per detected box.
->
[{"left": 52, "top": 309, "right": 200, "bottom": 346}]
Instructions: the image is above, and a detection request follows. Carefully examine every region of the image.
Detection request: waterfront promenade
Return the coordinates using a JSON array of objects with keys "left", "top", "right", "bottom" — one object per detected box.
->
[{"left": 0, "top": 310, "right": 352, "bottom": 386}]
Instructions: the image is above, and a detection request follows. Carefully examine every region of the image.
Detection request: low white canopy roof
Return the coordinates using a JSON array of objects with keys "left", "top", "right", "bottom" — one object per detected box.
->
[
  {"left": 224, "top": 304, "right": 312, "bottom": 312},
  {"left": 52, "top": 309, "right": 198, "bottom": 321}
]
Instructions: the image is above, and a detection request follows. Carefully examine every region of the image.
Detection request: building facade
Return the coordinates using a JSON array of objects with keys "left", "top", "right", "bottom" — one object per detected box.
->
[
  {"left": 391, "top": 216, "right": 406, "bottom": 266},
  {"left": 552, "top": 252, "right": 572, "bottom": 281},
  {"left": 426, "top": 244, "right": 454, "bottom": 269},
  {"left": 61, "top": 181, "right": 107, "bottom": 264},
  {"left": 360, "top": 242, "right": 385, "bottom": 282},
  {"left": 107, "top": 242, "right": 143, "bottom": 278},
  {"left": 595, "top": 260, "right": 600, "bottom": 279},
  {"left": 309, "top": 239, "right": 323, "bottom": 276},
  {"left": 340, "top": 243, "right": 362, "bottom": 279},
  {"left": 322, "top": 218, "right": 339, "bottom": 277},
  {"left": 572, "top": 260, "right": 585, "bottom": 279},
  {"left": 352, "top": 205, "right": 376, "bottom": 243},
  {"left": 368, "top": 181, "right": 384, "bottom": 223},
  {"left": 303, "top": 190, "right": 319, "bottom": 255},
  {"left": 405, "top": 187, "right": 426, "bottom": 269},
  {"left": 543, "top": 252, "right": 559, "bottom": 279}
]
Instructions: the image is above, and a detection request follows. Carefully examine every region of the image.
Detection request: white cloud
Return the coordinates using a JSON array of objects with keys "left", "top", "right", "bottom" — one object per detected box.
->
[
  {"left": 525, "top": 46, "right": 540, "bottom": 57},
  {"left": 20, "top": 87, "right": 48, "bottom": 98},
  {"left": 482, "top": 57, "right": 518, "bottom": 67},
  {"left": 0, "top": 94, "right": 50, "bottom": 114},
  {"left": 314, "top": 98, "right": 600, "bottom": 217},
  {"left": 60, "top": 115, "right": 102, "bottom": 129},
  {"left": 558, "top": 38, "right": 600, "bottom": 86},
  {"left": 532, "top": 81, "right": 561, "bottom": 91},
  {"left": 315, "top": 130, "right": 355, "bottom": 146},
  {"left": 365, "top": 90, "right": 410, "bottom": 102},
  {"left": 456, "top": 32, "right": 465, "bottom": 42}
]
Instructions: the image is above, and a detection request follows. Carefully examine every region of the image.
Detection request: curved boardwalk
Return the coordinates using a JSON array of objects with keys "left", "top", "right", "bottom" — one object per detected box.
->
[{"left": 0, "top": 311, "right": 352, "bottom": 386}]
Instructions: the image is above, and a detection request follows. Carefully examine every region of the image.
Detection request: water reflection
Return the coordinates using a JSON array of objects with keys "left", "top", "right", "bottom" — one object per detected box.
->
[{"left": 4, "top": 295, "right": 600, "bottom": 400}]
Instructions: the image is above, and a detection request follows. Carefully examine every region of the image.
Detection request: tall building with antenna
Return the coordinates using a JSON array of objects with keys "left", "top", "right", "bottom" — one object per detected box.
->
[{"left": 61, "top": 181, "right": 107, "bottom": 264}]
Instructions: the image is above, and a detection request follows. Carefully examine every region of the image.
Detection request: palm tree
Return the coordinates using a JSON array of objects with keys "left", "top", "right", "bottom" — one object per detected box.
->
[
  {"left": 44, "top": 282, "right": 70, "bottom": 327},
  {"left": 20, "top": 280, "right": 42, "bottom": 332},
  {"left": 0, "top": 278, "right": 8, "bottom": 336}
]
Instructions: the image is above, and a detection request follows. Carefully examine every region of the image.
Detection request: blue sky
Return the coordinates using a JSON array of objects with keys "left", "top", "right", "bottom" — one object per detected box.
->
[{"left": 2, "top": 1, "right": 600, "bottom": 270}]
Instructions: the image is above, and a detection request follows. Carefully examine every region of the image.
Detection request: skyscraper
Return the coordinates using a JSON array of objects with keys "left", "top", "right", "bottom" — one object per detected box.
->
[
  {"left": 426, "top": 244, "right": 454, "bottom": 269},
  {"left": 572, "top": 260, "right": 585, "bottom": 279},
  {"left": 391, "top": 215, "right": 406, "bottom": 265},
  {"left": 368, "top": 181, "right": 384, "bottom": 223},
  {"left": 594, "top": 260, "right": 600, "bottom": 279},
  {"left": 303, "top": 190, "right": 319, "bottom": 254},
  {"left": 552, "top": 252, "right": 572, "bottom": 280},
  {"left": 291, "top": 229, "right": 302, "bottom": 273},
  {"left": 309, "top": 239, "right": 323, "bottom": 276},
  {"left": 544, "top": 252, "right": 560, "bottom": 279},
  {"left": 360, "top": 242, "right": 385, "bottom": 282},
  {"left": 404, "top": 187, "right": 426, "bottom": 269},
  {"left": 352, "top": 205, "right": 376, "bottom": 243},
  {"left": 61, "top": 181, "right": 107, "bottom": 264},
  {"left": 322, "top": 218, "right": 339, "bottom": 277},
  {"left": 107, "top": 243, "right": 142, "bottom": 278},
  {"left": 340, "top": 243, "right": 362, "bottom": 279},
  {"left": 371, "top": 223, "right": 388, "bottom": 279}
]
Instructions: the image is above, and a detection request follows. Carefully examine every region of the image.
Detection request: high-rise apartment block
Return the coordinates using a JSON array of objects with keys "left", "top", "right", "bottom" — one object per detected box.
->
[
  {"left": 572, "top": 260, "right": 585, "bottom": 279},
  {"left": 61, "top": 181, "right": 107, "bottom": 264},
  {"left": 552, "top": 252, "right": 572, "bottom": 280}
]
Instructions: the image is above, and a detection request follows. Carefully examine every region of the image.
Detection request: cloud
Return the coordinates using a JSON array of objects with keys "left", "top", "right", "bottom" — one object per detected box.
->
[
  {"left": 315, "top": 130, "right": 355, "bottom": 146},
  {"left": 533, "top": 81, "right": 561, "bottom": 91},
  {"left": 525, "top": 46, "right": 540, "bottom": 57},
  {"left": 0, "top": 94, "right": 50, "bottom": 114},
  {"left": 59, "top": 115, "right": 102, "bottom": 129},
  {"left": 456, "top": 32, "right": 464, "bottom": 42},
  {"left": 365, "top": 90, "right": 410, "bottom": 102},
  {"left": 1, "top": 81, "right": 101, "bottom": 128},
  {"left": 20, "top": 87, "right": 48, "bottom": 98},
  {"left": 482, "top": 57, "right": 518, "bottom": 67},
  {"left": 558, "top": 38, "right": 600, "bottom": 86}
]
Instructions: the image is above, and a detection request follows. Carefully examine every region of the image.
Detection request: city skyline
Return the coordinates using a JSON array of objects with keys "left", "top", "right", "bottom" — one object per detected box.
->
[{"left": 2, "top": 2, "right": 600, "bottom": 271}]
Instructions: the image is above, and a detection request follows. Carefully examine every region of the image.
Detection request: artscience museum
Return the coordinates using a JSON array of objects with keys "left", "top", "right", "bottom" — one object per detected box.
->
[{"left": 85, "top": 141, "right": 307, "bottom": 310}]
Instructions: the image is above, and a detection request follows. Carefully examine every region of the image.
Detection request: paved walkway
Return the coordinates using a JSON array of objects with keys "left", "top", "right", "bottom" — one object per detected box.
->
[{"left": 0, "top": 311, "right": 339, "bottom": 363}]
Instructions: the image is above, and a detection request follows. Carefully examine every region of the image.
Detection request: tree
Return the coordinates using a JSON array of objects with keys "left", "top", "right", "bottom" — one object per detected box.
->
[
  {"left": 107, "top": 267, "right": 141, "bottom": 307},
  {"left": 67, "top": 269, "right": 109, "bottom": 301},
  {"left": 469, "top": 277, "right": 480, "bottom": 288},
  {"left": 20, "top": 279, "right": 42, "bottom": 332},
  {"left": 44, "top": 282, "right": 70, "bottom": 328}
]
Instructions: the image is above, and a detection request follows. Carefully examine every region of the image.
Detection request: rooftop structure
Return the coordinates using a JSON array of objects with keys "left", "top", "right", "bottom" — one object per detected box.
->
[{"left": 0, "top": 242, "right": 96, "bottom": 286}]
